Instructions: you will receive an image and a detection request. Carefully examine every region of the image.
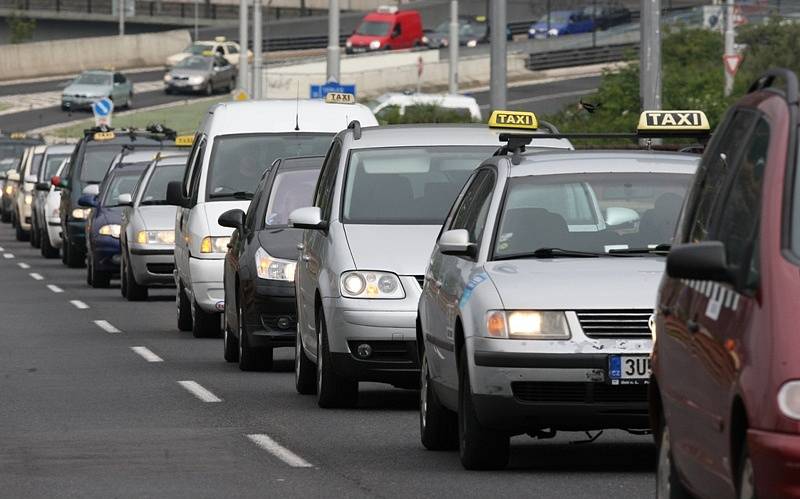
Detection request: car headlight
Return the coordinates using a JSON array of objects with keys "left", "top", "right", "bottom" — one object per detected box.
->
[
  {"left": 466, "top": 39, "right": 478, "bottom": 47},
  {"left": 529, "top": 27, "right": 536, "bottom": 35},
  {"left": 4, "top": 185, "right": 12, "bottom": 195},
  {"left": 255, "top": 247, "right": 296, "bottom": 281},
  {"left": 200, "top": 235, "right": 229, "bottom": 254},
  {"left": 24, "top": 194, "right": 32, "bottom": 205},
  {"left": 346, "top": 40, "right": 352, "bottom": 48},
  {"left": 421, "top": 35, "right": 429, "bottom": 44},
  {"left": 98, "top": 224, "right": 121, "bottom": 238},
  {"left": 164, "top": 74, "right": 173, "bottom": 82},
  {"left": 369, "top": 40, "right": 381, "bottom": 50},
  {"left": 71, "top": 207, "right": 90, "bottom": 219},
  {"left": 340, "top": 270, "right": 405, "bottom": 299},
  {"left": 136, "top": 230, "right": 174, "bottom": 245},
  {"left": 485, "top": 310, "right": 570, "bottom": 339},
  {"left": 188, "top": 76, "right": 205, "bottom": 85},
  {"left": 778, "top": 381, "right": 800, "bottom": 420},
  {"left": 548, "top": 28, "right": 560, "bottom": 36}
]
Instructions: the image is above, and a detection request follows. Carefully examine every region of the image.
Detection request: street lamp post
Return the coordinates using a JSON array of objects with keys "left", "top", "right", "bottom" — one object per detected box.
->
[
  {"left": 640, "top": 0, "right": 662, "bottom": 111},
  {"left": 489, "top": 0, "right": 507, "bottom": 110},
  {"left": 252, "top": 0, "right": 262, "bottom": 99},
  {"left": 238, "top": 0, "right": 249, "bottom": 94},
  {"left": 327, "top": 0, "right": 340, "bottom": 82},
  {"left": 448, "top": 0, "right": 458, "bottom": 94}
]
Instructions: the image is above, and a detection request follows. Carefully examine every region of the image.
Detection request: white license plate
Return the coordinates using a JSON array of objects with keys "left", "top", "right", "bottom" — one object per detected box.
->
[{"left": 608, "top": 355, "right": 651, "bottom": 385}]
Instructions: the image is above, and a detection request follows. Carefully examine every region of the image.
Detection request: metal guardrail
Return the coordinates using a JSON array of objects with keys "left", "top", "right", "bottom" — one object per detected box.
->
[{"left": 527, "top": 42, "right": 639, "bottom": 71}]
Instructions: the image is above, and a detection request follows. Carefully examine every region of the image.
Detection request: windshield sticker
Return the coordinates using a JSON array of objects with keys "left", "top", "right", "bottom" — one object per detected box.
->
[{"left": 459, "top": 272, "right": 488, "bottom": 308}]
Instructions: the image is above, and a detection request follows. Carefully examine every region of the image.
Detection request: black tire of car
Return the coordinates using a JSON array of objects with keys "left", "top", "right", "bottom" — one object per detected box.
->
[
  {"left": 61, "top": 240, "right": 69, "bottom": 264},
  {"left": 127, "top": 93, "right": 133, "bottom": 109},
  {"left": 191, "top": 300, "right": 220, "bottom": 338},
  {"left": 92, "top": 268, "right": 111, "bottom": 288},
  {"left": 40, "top": 228, "right": 59, "bottom": 258},
  {"left": 176, "top": 282, "right": 193, "bottom": 331},
  {"left": 124, "top": 254, "right": 148, "bottom": 301},
  {"left": 458, "top": 348, "right": 509, "bottom": 470},
  {"left": 223, "top": 322, "right": 239, "bottom": 362},
  {"left": 295, "top": 328, "right": 316, "bottom": 395},
  {"left": 737, "top": 442, "right": 755, "bottom": 499},
  {"left": 237, "top": 299, "right": 273, "bottom": 371},
  {"left": 316, "top": 312, "right": 358, "bottom": 408},
  {"left": 655, "top": 419, "right": 692, "bottom": 498},
  {"left": 15, "top": 222, "right": 29, "bottom": 241},
  {"left": 165, "top": 87, "right": 173, "bottom": 95},
  {"left": 420, "top": 346, "right": 458, "bottom": 450},
  {"left": 1, "top": 210, "right": 9, "bottom": 223},
  {"left": 30, "top": 215, "right": 40, "bottom": 248},
  {"left": 66, "top": 242, "right": 85, "bottom": 268},
  {"left": 205, "top": 82, "right": 213, "bottom": 96},
  {"left": 120, "top": 253, "right": 128, "bottom": 298}
]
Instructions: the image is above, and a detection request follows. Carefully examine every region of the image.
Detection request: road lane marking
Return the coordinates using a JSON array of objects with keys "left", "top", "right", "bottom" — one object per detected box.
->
[
  {"left": 29, "top": 272, "right": 43, "bottom": 280},
  {"left": 70, "top": 300, "right": 89, "bottom": 309},
  {"left": 246, "top": 434, "right": 313, "bottom": 468},
  {"left": 0, "top": 246, "right": 4, "bottom": 251},
  {"left": 178, "top": 380, "right": 222, "bottom": 403},
  {"left": 3, "top": 253, "right": 14, "bottom": 259},
  {"left": 131, "top": 346, "right": 163, "bottom": 362},
  {"left": 93, "top": 320, "right": 121, "bottom": 333},
  {"left": 17, "top": 262, "right": 29, "bottom": 269},
  {"left": 46, "top": 284, "right": 63, "bottom": 293}
]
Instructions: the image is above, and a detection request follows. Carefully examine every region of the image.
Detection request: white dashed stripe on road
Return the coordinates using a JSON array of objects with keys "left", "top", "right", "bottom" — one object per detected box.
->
[
  {"left": 0, "top": 246, "right": 4, "bottom": 251},
  {"left": 46, "top": 284, "right": 63, "bottom": 293},
  {"left": 70, "top": 300, "right": 89, "bottom": 309},
  {"left": 178, "top": 380, "right": 222, "bottom": 403},
  {"left": 246, "top": 434, "right": 314, "bottom": 468},
  {"left": 17, "top": 262, "right": 29, "bottom": 269},
  {"left": 29, "top": 272, "right": 43, "bottom": 280},
  {"left": 131, "top": 346, "right": 163, "bottom": 362},
  {"left": 93, "top": 320, "right": 121, "bottom": 334},
  {"left": 3, "top": 253, "right": 14, "bottom": 259}
]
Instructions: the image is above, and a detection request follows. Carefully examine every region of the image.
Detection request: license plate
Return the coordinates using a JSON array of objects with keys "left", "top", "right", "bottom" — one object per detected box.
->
[{"left": 608, "top": 355, "right": 651, "bottom": 385}]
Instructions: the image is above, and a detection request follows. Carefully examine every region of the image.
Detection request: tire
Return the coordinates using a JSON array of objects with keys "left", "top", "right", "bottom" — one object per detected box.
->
[
  {"left": 223, "top": 323, "right": 239, "bottom": 362},
  {"left": 15, "top": 222, "right": 29, "bottom": 242},
  {"left": 191, "top": 299, "right": 220, "bottom": 338},
  {"left": 316, "top": 312, "right": 358, "bottom": 408},
  {"left": 1, "top": 210, "right": 9, "bottom": 223},
  {"left": 61, "top": 240, "right": 69, "bottom": 264},
  {"left": 420, "top": 346, "right": 458, "bottom": 450},
  {"left": 458, "top": 348, "right": 509, "bottom": 470},
  {"left": 165, "top": 87, "right": 173, "bottom": 95},
  {"left": 123, "top": 253, "right": 148, "bottom": 301},
  {"left": 30, "top": 216, "right": 40, "bottom": 248},
  {"left": 237, "top": 299, "right": 273, "bottom": 371},
  {"left": 737, "top": 442, "right": 755, "bottom": 499},
  {"left": 205, "top": 82, "right": 213, "bottom": 96},
  {"left": 656, "top": 420, "right": 692, "bottom": 498},
  {"left": 295, "top": 329, "right": 316, "bottom": 395},
  {"left": 176, "top": 282, "right": 193, "bottom": 331},
  {"left": 120, "top": 254, "right": 128, "bottom": 298},
  {"left": 66, "top": 242, "right": 85, "bottom": 268},
  {"left": 127, "top": 93, "right": 133, "bottom": 109},
  {"left": 40, "top": 228, "right": 59, "bottom": 258},
  {"left": 92, "top": 269, "right": 111, "bottom": 288}
]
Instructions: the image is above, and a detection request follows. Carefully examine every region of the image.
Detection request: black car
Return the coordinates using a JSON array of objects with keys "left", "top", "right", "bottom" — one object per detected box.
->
[
  {"left": 219, "top": 156, "right": 323, "bottom": 371},
  {"left": 424, "top": 15, "right": 489, "bottom": 48},
  {"left": 57, "top": 125, "right": 177, "bottom": 268},
  {"left": 583, "top": 5, "right": 632, "bottom": 30}
]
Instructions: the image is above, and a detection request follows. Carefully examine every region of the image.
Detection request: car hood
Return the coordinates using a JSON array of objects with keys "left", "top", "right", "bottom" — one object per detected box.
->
[
  {"left": 484, "top": 257, "right": 665, "bottom": 310},
  {"left": 344, "top": 224, "right": 440, "bottom": 276},
  {"left": 169, "top": 68, "right": 210, "bottom": 78},
  {"left": 138, "top": 205, "right": 177, "bottom": 230},
  {"left": 258, "top": 227, "right": 302, "bottom": 260},
  {"left": 63, "top": 83, "right": 109, "bottom": 96},
  {"left": 348, "top": 34, "right": 386, "bottom": 44},
  {"left": 93, "top": 206, "right": 122, "bottom": 230},
  {"left": 203, "top": 200, "right": 251, "bottom": 236}
]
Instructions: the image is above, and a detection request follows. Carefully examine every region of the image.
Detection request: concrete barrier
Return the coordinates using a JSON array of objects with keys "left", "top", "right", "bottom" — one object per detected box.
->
[{"left": 0, "top": 29, "right": 190, "bottom": 80}]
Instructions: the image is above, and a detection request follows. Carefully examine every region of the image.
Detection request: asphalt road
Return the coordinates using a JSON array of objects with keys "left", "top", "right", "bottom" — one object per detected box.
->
[
  {"left": 0, "top": 223, "right": 655, "bottom": 498},
  {"left": 0, "top": 70, "right": 167, "bottom": 98}
]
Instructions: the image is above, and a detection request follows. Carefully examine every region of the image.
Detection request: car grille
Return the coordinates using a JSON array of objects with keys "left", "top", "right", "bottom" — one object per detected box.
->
[
  {"left": 575, "top": 309, "right": 652, "bottom": 338},
  {"left": 172, "top": 76, "right": 189, "bottom": 81},
  {"left": 146, "top": 263, "right": 174, "bottom": 275},
  {"left": 511, "top": 382, "right": 648, "bottom": 404},
  {"left": 414, "top": 275, "right": 425, "bottom": 289}
]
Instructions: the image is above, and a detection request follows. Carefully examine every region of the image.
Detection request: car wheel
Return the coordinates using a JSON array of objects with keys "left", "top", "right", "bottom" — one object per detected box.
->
[
  {"left": 223, "top": 322, "right": 239, "bottom": 363},
  {"left": 15, "top": 222, "right": 29, "bottom": 241},
  {"left": 656, "top": 419, "right": 692, "bottom": 498},
  {"left": 124, "top": 253, "right": 148, "bottom": 301},
  {"left": 120, "top": 254, "right": 128, "bottom": 298},
  {"left": 295, "top": 328, "right": 316, "bottom": 395},
  {"left": 41, "top": 228, "right": 59, "bottom": 258},
  {"left": 176, "top": 282, "right": 193, "bottom": 331},
  {"left": 191, "top": 299, "right": 220, "bottom": 338},
  {"left": 30, "top": 216, "right": 40, "bottom": 248},
  {"left": 420, "top": 346, "right": 458, "bottom": 450},
  {"left": 92, "top": 268, "right": 111, "bottom": 288},
  {"left": 86, "top": 256, "right": 94, "bottom": 286},
  {"left": 1, "top": 209, "right": 9, "bottom": 223},
  {"left": 458, "top": 348, "right": 509, "bottom": 470},
  {"left": 61, "top": 240, "right": 69, "bottom": 264},
  {"left": 316, "top": 311, "right": 358, "bottom": 408},
  {"left": 127, "top": 93, "right": 133, "bottom": 109},
  {"left": 66, "top": 242, "right": 85, "bottom": 268},
  {"left": 205, "top": 82, "right": 213, "bottom": 96},
  {"left": 738, "top": 442, "right": 755, "bottom": 499},
  {"left": 237, "top": 299, "right": 273, "bottom": 371}
]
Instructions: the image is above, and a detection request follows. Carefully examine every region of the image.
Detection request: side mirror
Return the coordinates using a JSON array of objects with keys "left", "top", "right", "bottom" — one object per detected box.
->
[
  {"left": 289, "top": 206, "right": 327, "bottom": 230},
  {"left": 7, "top": 170, "right": 19, "bottom": 182},
  {"left": 35, "top": 181, "right": 51, "bottom": 191},
  {"left": 439, "top": 229, "right": 475, "bottom": 257},
  {"left": 605, "top": 206, "right": 640, "bottom": 227},
  {"left": 81, "top": 184, "right": 100, "bottom": 196},
  {"left": 24, "top": 174, "right": 37, "bottom": 184},
  {"left": 218, "top": 209, "right": 245, "bottom": 230},
  {"left": 77, "top": 194, "right": 97, "bottom": 208},
  {"left": 666, "top": 241, "right": 732, "bottom": 283},
  {"left": 166, "top": 181, "right": 185, "bottom": 207},
  {"left": 118, "top": 193, "right": 133, "bottom": 206}
]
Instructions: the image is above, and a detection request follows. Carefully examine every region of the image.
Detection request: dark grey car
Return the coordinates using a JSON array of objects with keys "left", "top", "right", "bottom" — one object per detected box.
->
[{"left": 164, "top": 55, "right": 236, "bottom": 95}]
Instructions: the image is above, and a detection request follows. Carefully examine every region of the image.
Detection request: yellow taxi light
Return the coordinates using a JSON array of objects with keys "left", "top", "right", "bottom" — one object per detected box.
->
[
  {"left": 488, "top": 110, "right": 538, "bottom": 131},
  {"left": 475, "top": 15, "right": 487, "bottom": 22},
  {"left": 93, "top": 131, "right": 115, "bottom": 141},
  {"left": 214, "top": 36, "right": 226, "bottom": 43},
  {"left": 9, "top": 132, "right": 26, "bottom": 139},
  {"left": 325, "top": 92, "right": 356, "bottom": 105},
  {"left": 637, "top": 110, "right": 710, "bottom": 134},
  {"left": 201, "top": 50, "right": 215, "bottom": 57},
  {"left": 175, "top": 135, "right": 194, "bottom": 147}
]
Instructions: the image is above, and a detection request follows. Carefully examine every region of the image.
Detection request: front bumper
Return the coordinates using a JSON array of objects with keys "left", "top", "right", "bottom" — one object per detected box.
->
[
  {"left": 46, "top": 217, "right": 62, "bottom": 248},
  {"left": 129, "top": 247, "right": 175, "bottom": 286},
  {"left": 242, "top": 279, "right": 297, "bottom": 349},
  {"left": 91, "top": 235, "right": 121, "bottom": 273},
  {"left": 188, "top": 256, "right": 224, "bottom": 313},
  {"left": 62, "top": 96, "right": 102, "bottom": 110},
  {"left": 165, "top": 81, "right": 207, "bottom": 93},
  {"left": 749, "top": 428, "right": 800, "bottom": 497}
]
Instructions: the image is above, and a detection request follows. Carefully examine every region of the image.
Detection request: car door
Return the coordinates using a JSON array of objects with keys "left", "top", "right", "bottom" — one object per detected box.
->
[
  {"left": 225, "top": 43, "right": 240, "bottom": 66},
  {"left": 175, "top": 135, "right": 205, "bottom": 286}
]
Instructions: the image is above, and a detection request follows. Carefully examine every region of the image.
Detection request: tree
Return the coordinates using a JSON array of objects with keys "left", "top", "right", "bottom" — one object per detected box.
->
[{"left": 6, "top": 12, "right": 36, "bottom": 44}]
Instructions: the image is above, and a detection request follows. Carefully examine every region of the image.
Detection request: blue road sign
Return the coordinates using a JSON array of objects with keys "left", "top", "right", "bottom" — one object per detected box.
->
[
  {"left": 310, "top": 82, "right": 356, "bottom": 99},
  {"left": 91, "top": 98, "right": 113, "bottom": 117}
]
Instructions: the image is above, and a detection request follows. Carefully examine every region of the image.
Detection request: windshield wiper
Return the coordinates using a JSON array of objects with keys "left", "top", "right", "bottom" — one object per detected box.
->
[
  {"left": 495, "top": 247, "right": 601, "bottom": 260},
  {"left": 208, "top": 191, "right": 253, "bottom": 200},
  {"left": 607, "top": 244, "right": 671, "bottom": 255}
]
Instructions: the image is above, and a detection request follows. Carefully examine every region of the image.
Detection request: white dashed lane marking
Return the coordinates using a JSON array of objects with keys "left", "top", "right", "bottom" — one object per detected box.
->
[
  {"left": 17, "top": 262, "right": 29, "bottom": 269},
  {"left": 3, "top": 253, "right": 14, "bottom": 259},
  {"left": 246, "top": 434, "right": 314, "bottom": 468},
  {"left": 178, "top": 380, "right": 222, "bottom": 403},
  {"left": 70, "top": 300, "right": 89, "bottom": 309},
  {"left": 93, "top": 320, "right": 121, "bottom": 334},
  {"left": 29, "top": 273, "right": 43, "bottom": 280},
  {"left": 46, "top": 284, "right": 63, "bottom": 293},
  {"left": 131, "top": 346, "right": 163, "bottom": 362}
]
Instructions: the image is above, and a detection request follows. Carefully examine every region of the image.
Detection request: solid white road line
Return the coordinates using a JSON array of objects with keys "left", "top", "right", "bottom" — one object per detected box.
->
[
  {"left": 177, "top": 380, "right": 222, "bottom": 403},
  {"left": 131, "top": 346, "right": 163, "bottom": 363},
  {"left": 3, "top": 253, "right": 14, "bottom": 259},
  {"left": 246, "top": 434, "right": 314, "bottom": 468},
  {"left": 70, "top": 300, "right": 89, "bottom": 309},
  {"left": 93, "top": 320, "right": 121, "bottom": 334},
  {"left": 17, "top": 262, "right": 29, "bottom": 269},
  {"left": 29, "top": 272, "right": 43, "bottom": 280},
  {"left": 46, "top": 284, "right": 63, "bottom": 293}
]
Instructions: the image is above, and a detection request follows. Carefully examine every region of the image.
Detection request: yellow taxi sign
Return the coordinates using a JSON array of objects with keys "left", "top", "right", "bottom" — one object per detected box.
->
[
  {"left": 175, "top": 135, "right": 194, "bottom": 147},
  {"left": 9, "top": 132, "right": 26, "bottom": 139},
  {"left": 488, "top": 110, "right": 538, "bottom": 131},
  {"left": 637, "top": 110, "right": 710, "bottom": 134},
  {"left": 214, "top": 36, "right": 226, "bottom": 43},
  {"left": 325, "top": 92, "right": 356, "bottom": 105},
  {"left": 475, "top": 15, "right": 487, "bottom": 22},
  {"left": 232, "top": 89, "right": 249, "bottom": 101},
  {"left": 93, "top": 131, "right": 115, "bottom": 141},
  {"left": 201, "top": 50, "right": 215, "bottom": 57}
]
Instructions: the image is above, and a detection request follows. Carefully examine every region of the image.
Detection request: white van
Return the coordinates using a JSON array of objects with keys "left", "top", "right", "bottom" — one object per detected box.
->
[
  {"left": 167, "top": 99, "right": 377, "bottom": 338},
  {"left": 370, "top": 93, "right": 482, "bottom": 122}
]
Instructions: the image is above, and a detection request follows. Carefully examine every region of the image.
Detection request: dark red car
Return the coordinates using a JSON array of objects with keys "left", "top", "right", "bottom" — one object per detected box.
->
[
  {"left": 650, "top": 68, "right": 800, "bottom": 498},
  {"left": 345, "top": 6, "right": 423, "bottom": 54}
]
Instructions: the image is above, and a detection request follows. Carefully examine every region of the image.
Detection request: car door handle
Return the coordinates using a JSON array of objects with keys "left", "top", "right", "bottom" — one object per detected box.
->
[
  {"left": 687, "top": 320, "right": 699, "bottom": 333},
  {"left": 296, "top": 243, "right": 304, "bottom": 251}
]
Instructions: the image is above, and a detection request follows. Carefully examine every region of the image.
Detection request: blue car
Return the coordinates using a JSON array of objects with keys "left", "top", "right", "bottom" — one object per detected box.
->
[
  {"left": 81, "top": 153, "right": 150, "bottom": 288},
  {"left": 528, "top": 10, "right": 594, "bottom": 39}
]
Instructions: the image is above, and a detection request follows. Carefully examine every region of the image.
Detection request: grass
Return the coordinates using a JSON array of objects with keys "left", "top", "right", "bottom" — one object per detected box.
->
[
  {"left": 50, "top": 96, "right": 228, "bottom": 138},
  {"left": 0, "top": 102, "right": 11, "bottom": 112}
]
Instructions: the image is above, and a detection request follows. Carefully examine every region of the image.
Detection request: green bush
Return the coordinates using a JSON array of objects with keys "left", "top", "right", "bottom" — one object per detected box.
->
[
  {"left": 7, "top": 12, "right": 36, "bottom": 44},
  {"left": 735, "top": 19, "right": 800, "bottom": 94},
  {"left": 376, "top": 104, "right": 476, "bottom": 125}
]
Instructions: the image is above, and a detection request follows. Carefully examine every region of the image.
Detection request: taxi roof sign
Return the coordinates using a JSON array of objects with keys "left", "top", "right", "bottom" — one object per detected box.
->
[
  {"left": 488, "top": 110, "right": 539, "bottom": 131},
  {"left": 637, "top": 110, "right": 710, "bottom": 137},
  {"left": 9, "top": 132, "right": 26, "bottom": 139},
  {"left": 175, "top": 135, "right": 194, "bottom": 147},
  {"left": 93, "top": 131, "right": 115, "bottom": 141},
  {"left": 201, "top": 50, "right": 215, "bottom": 57},
  {"left": 325, "top": 92, "right": 356, "bottom": 105},
  {"left": 214, "top": 36, "right": 226, "bottom": 43}
]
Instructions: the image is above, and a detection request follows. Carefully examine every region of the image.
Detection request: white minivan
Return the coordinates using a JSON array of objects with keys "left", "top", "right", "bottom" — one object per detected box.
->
[{"left": 167, "top": 99, "right": 377, "bottom": 338}]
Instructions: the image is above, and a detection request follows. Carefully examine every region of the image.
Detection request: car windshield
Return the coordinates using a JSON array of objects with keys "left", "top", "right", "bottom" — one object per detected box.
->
[
  {"left": 461, "top": 23, "right": 487, "bottom": 38},
  {"left": 74, "top": 73, "right": 110, "bottom": 85},
  {"left": 356, "top": 20, "right": 391, "bottom": 36},
  {"left": 29, "top": 153, "right": 44, "bottom": 176},
  {"left": 186, "top": 43, "right": 213, "bottom": 55},
  {"left": 538, "top": 12, "right": 572, "bottom": 24},
  {"left": 140, "top": 163, "right": 185, "bottom": 205},
  {"left": 101, "top": 170, "right": 145, "bottom": 207},
  {"left": 79, "top": 146, "right": 125, "bottom": 182},
  {"left": 492, "top": 173, "right": 692, "bottom": 260},
  {"left": 342, "top": 146, "right": 495, "bottom": 225},
  {"left": 265, "top": 167, "right": 320, "bottom": 226},
  {"left": 176, "top": 56, "right": 211, "bottom": 70},
  {"left": 206, "top": 133, "right": 332, "bottom": 201},
  {"left": 42, "top": 154, "right": 70, "bottom": 179}
]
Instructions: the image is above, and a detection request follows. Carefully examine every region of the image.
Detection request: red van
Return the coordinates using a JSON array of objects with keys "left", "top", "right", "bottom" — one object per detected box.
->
[
  {"left": 651, "top": 68, "right": 800, "bottom": 498},
  {"left": 345, "top": 6, "right": 423, "bottom": 54}
]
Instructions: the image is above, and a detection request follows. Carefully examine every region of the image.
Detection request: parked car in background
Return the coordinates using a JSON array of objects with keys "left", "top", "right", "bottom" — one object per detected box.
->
[
  {"left": 584, "top": 5, "right": 632, "bottom": 30},
  {"left": 528, "top": 10, "right": 594, "bottom": 39},
  {"left": 165, "top": 37, "right": 251, "bottom": 68},
  {"left": 61, "top": 70, "right": 134, "bottom": 111},
  {"left": 32, "top": 145, "right": 74, "bottom": 252},
  {"left": 164, "top": 54, "right": 237, "bottom": 95},
  {"left": 424, "top": 15, "right": 489, "bottom": 48},
  {"left": 369, "top": 92, "right": 482, "bottom": 123},
  {"left": 346, "top": 6, "right": 423, "bottom": 53}
]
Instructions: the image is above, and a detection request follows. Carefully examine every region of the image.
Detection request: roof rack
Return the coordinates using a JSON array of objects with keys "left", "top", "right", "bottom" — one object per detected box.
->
[
  {"left": 348, "top": 120, "right": 362, "bottom": 140},
  {"left": 747, "top": 68, "right": 799, "bottom": 105}
]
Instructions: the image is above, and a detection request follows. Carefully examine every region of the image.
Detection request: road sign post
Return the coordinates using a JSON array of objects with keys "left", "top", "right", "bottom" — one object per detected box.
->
[
  {"left": 310, "top": 82, "right": 356, "bottom": 99},
  {"left": 238, "top": 0, "right": 249, "bottom": 95},
  {"left": 489, "top": 0, "right": 507, "bottom": 110},
  {"left": 91, "top": 98, "right": 114, "bottom": 127},
  {"left": 724, "top": 0, "right": 736, "bottom": 97}
]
